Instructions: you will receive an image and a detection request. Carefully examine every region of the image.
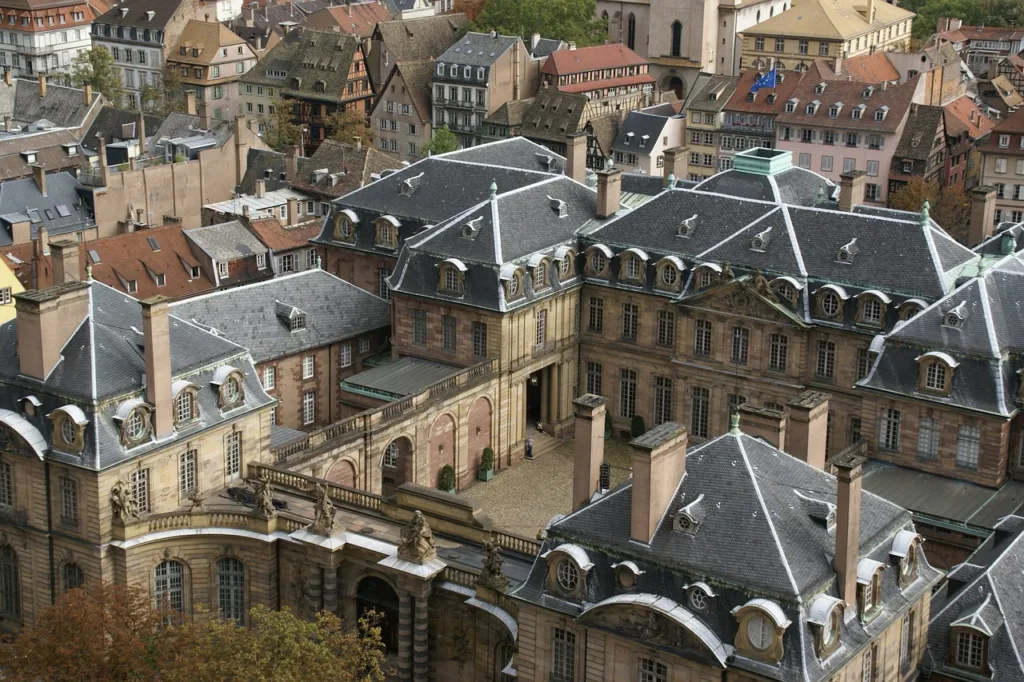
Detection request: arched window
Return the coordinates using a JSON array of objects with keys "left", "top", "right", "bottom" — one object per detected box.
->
[
  {"left": 925, "top": 362, "right": 946, "bottom": 390},
  {"left": 217, "top": 557, "right": 245, "bottom": 625},
  {"left": 671, "top": 21, "right": 682, "bottom": 57},
  {"left": 154, "top": 560, "right": 185, "bottom": 613},
  {"left": 63, "top": 562, "right": 84, "bottom": 592},
  {"left": 0, "top": 545, "right": 19, "bottom": 617},
  {"left": 174, "top": 390, "right": 194, "bottom": 424},
  {"left": 627, "top": 13, "right": 636, "bottom": 50}
]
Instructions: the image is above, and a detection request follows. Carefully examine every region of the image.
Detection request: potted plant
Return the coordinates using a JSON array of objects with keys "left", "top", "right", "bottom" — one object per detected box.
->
[
  {"left": 438, "top": 464, "right": 456, "bottom": 493},
  {"left": 478, "top": 447, "right": 495, "bottom": 482},
  {"left": 631, "top": 415, "right": 646, "bottom": 439}
]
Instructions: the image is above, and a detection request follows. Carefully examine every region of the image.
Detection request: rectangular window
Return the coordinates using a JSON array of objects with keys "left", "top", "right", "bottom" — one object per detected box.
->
[
  {"left": 588, "top": 297, "right": 604, "bottom": 333},
  {"left": 622, "top": 303, "right": 639, "bottom": 341},
  {"left": 656, "top": 311, "right": 675, "bottom": 347},
  {"left": 849, "top": 416, "right": 862, "bottom": 444},
  {"left": 551, "top": 628, "right": 576, "bottom": 682},
  {"left": 956, "top": 631, "right": 984, "bottom": 669},
  {"left": 279, "top": 254, "right": 295, "bottom": 272},
  {"left": 60, "top": 476, "right": 78, "bottom": 523},
  {"left": 900, "top": 613, "right": 913, "bottom": 672},
  {"left": 262, "top": 366, "right": 275, "bottom": 390},
  {"left": 472, "top": 321, "right": 487, "bottom": 358},
  {"left": 862, "top": 644, "right": 875, "bottom": 682},
  {"left": 731, "top": 327, "right": 749, "bottom": 364},
  {"left": 302, "top": 392, "right": 315, "bottom": 426},
  {"left": 340, "top": 344, "right": 352, "bottom": 368},
  {"left": 879, "top": 409, "right": 901, "bottom": 451},
  {"left": 956, "top": 425, "right": 981, "bottom": 469},
  {"left": 412, "top": 310, "right": 427, "bottom": 346},
  {"left": 536, "top": 310, "right": 547, "bottom": 347},
  {"left": 653, "top": 377, "right": 673, "bottom": 425},
  {"left": 359, "top": 337, "right": 370, "bottom": 353},
  {"left": 224, "top": 432, "right": 241, "bottom": 479},
  {"left": 442, "top": 315, "right": 457, "bottom": 352},
  {"left": 856, "top": 348, "right": 871, "bottom": 381},
  {"left": 130, "top": 469, "right": 149, "bottom": 513},
  {"left": 302, "top": 355, "right": 314, "bottom": 379},
  {"left": 775, "top": 38, "right": 785, "bottom": 52},
  {"left": 619, "top": 369, "right": 637, "bottom": 418},
  {"left": 179, "top": 450, "right": 197, "bottom": 498},
  {"left": 586, "top": 362, "right": 602, "bottom": 395},
  {"left": 865, "top": 183, "right": 879, "bottom": 201},
  {"left": 694, "top": 319, "right": 713, "bottom": 357},
  {"left": 798, "top": 152, "right": 811, "bottom": 169},
  {"left": 917, "top": 417, "right": 940, "bottom": 461},
  {"left": 816, "top": 339, "right": 836, "bottom": 378},
  {"left": 769, "top": 333, "right": 788, "bottom": 371},
  {"left": 378, "top": 268, "right": 391, "bottom": 301},
  {"left": 691, "top": 387, "right": 710, "bottom": 438},
  {"left": 639, "top": 657, "right": 668, "bottom": 682},
  {"left": 0, "top": 461, "right": 8, "bottom": 509},
  {"left": 820, "top": 155, "right": 833, "bottom": 172}
]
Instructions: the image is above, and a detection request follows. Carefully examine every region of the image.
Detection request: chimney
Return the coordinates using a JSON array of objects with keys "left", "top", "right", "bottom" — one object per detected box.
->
[
  {"left": 198, "top": 100, "right": 212, "bottom": 128},
  {"left": 834, "top": 453, "right": 866, "bottom": 618},
  {"left": 866, "top": 0, "right": 875, "bottom": 23},
  {"left": 15, "top": 282, "right": 91, "bottom": 381},
  {"left": 572, "top": 395, "right": 607, "bottom": 511},
  {"left": 38, "top": 75, "right": 46, "bottom": 98},
  {"left": 838, "top": 170, "right": 866, "bottom": 211},
  {"left": 531, "top": 33, "right": 540, "bottom": 50},
  {"left": 31, "top": 165, "right": 46, "bottom": 196},
  {"left": 353, "top": 136, "right": 362, "bottom": 151},
  {"left": 242, "top": 204, "right": 251, "bottom": 218},
  {"left": 34, "top": 226, "right": 48, "bottom": 257},
  {"left": 968, "top": 185, "right": 997, "bottom": 247},
  {"left": 565, "top": 132, "right": 587, "bottom": 183},
  {"left": 737, "top": 403, "right": 788, "bottom": 450},
  {"left": 255, "top": 178, "right": 266, "bottom": 198},
  {"left": 285, "top": 144, "right": 300, "bottom": 180},
  {"left": 663, "top": 146, "right": 688, "bottom": 185},
  {"left": 50, "top": 240, "right": 79, "bottom": 285},
  {"left": 141, "top": 296, "right": 173, "bottom": 439},
  {"left": 11, "top": 218, "right": 32, "bottom": 248},
  {"left": 630, "top": 423, "right": 688, "bottom": 544},
  {"left": 99, "top": 137, "right": 110, "bottom": 186},
  {"left": 185, "top": 90, "right": 197, "bottom": 116},
  {"left": 287, "top": 197, "right": 298, "bottom": 226},
  {"left": 568, "top": 41, "right": 577, "bottom": 50},
  {"left": 83, "top": 83, "right": 92, "bottom": 105},
  {"left": 595, "top": 165, "right": 621, "bottom": 218},
  {"left": 137, "top": 108, "right": 147, "bottom": 156},
  {"left": 786, "top": 391, "right": 829, "bottom": 469}
]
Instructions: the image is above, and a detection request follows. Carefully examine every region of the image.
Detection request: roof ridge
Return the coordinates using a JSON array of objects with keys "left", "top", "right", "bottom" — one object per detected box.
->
[
  {"left": 781, "top": 205, "right": 808, "bottom": 276},
  {"left": 166, "top": 269, "right": 349, "bottom": 308},
  {"left": 695, "top": 206, "right": 782, "bottom": 259}
]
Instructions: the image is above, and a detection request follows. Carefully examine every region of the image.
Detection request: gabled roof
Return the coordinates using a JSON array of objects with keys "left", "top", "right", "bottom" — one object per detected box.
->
[
  {"left": 239, "top": 148, "right": 297, "bottom": 195},
  {"left": 739, "top": 0, "right": 914, "bottom": 40},
  {"left": 372, "top": 61, "right": 434, "bottom": 123},
  {"left": 991, "top": 103, "right": 1024, "bottom": 135},
  {"left": 484, "top": 97, "right": 534, "bottom": 127},
  {"left": 894, "top": 105, "right": 944, "bottom": 162},
  {"left": 520, "top": 91, "right": 590, "bottom": 143},
  {"left": 289, "top": 139, "right": 403, "bottom": 199},
  {"left": 169, "top": 20, "right": 254, "bottom": 66},
  {"left": 0, "top": 171, "right": 94, "bottom": 245},
  {"left": 240, "top": 28, "right": 360, "bottom": 103},
  {"left": 0, "top": 78, "right": 101, "bottom": 131},
  {"left": 833, "top": 52, "right": 900, "bottom": 83},
  {"left": 304, "top": 2, "right": 393, "bottom": 39},
  {"left": 247, "top": 217, "right": 322, "bottom": 253},
  {"left": 184, "top": 221, "right": 269, "bottom": 263},
  {"left": 724, "top": 69, "right": 806, "bottom": 113},
  {"left": 541, "top": 43, "right": 648, "bottom": 75},
  {"left": 685, "top": 74, "right": 740, "bottom": 113},
  {"left": 94, "top": 0, "right": 191, "bottom": 29},
  {"left": 0, "top": 128, "right": 88, "bottom": 180},
  {"left": 372, "top": 13, "right": 468, "bottom": 65},
  {"left": 611, "top": 112, "right": 670, "bottom": 153},
  {"left": 943, "top": 96, "right": 996, "bottom": 140},
  {"left": 82, "top": 105, "right": 165, "bottom": 154}
]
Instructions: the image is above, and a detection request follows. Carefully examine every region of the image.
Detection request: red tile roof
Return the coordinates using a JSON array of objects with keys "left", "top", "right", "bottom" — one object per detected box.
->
[
  {"left": 305, "top": 2, "right": 393, "bottom": 38},
  {"left": 937, "top": 26, "right": 1024, "bottom": 43},
  {"left": 248, "top": 217, "right": 321, "bottom": 252},
  {"left": 943, "top": 96, "right": 996, "bottom": 140},
  {"left": 991, "top": 105, "right": 1024, "bottom": 135},
  {"left": 541, "top": 43, "right": 648, "bottom": 76},
  {"left": 837, "top": 52, "right": 899, "bottom": 83}
]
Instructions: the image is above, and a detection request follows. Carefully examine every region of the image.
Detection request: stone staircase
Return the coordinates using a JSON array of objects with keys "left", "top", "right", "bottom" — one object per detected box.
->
[{"left": 525, "top": 431, "right": 565, "bottom": 460}]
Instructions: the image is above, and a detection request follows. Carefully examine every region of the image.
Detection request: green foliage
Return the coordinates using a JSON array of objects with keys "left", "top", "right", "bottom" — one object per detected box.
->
[
  {"left": 262, "top": 96, "right": 304, "bottom": 150},
  {"left": 325, "top": 106, "right": 373, "bottom": 146},
  {"left": 901, "top": 0, "right": 1024, "bottom": 40},
  {"left": 421, "top": 124, "right": 459, "bottom": 156},
  {"left": 438, "top": 464, "right": 456, "bottom": 491},
  {"left": 630, "top": 415, "right": 646, "bottom": 438},
  {"left": 888, "top": 176, "right": 971, "bottom": 244},
  {"left": 474, "top": 0, "right": 606, "bottom": 47},
  {"left": 140, "top": 65, "right": 187, "bottom": 116},
  {"left": 70, "top": 47, "right": 124, "bottom": 107},
  {"left": 481, "top": 447, "right": 495, "bottom": 471}
]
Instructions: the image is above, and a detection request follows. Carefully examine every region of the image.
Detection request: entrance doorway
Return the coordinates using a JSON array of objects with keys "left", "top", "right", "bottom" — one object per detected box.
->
[
  {"left": 668, "top": 76, "right": 684, "bottom": 100},
  {"left": 356, "top": 576, "right": 399, "bottom": 653},
  {"left": 526, "top": 370, "right": 543, "bottom": 426}
]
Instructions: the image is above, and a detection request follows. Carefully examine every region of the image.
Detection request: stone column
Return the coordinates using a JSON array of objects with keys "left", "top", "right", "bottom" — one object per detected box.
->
[
  {"left": 547, "top": 363, "right": 560, "bottom": 425},
  {"left": 413, "top": 593, "right": 429, "bottom": 682},
  {"left": 398, "top": 592, "right": 413, "bottom": 681},
  {"left": 322, "top": 567, "right": 338, "bottom": 614}
]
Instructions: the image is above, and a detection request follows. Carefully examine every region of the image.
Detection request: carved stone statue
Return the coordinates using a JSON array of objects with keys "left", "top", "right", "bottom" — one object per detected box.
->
[
  {"left": 720, "top": 264, "right": 735, "bottom": 281},
  {"left": 398, "top": 510, "right": 437, "bottom": 564},
  {"left": 751, "top": 269, "right": 777, "bottom": 302},
  {"left": 110, "top": 479, "right": 139, "bottom": 523},
  {"left": 250, "top": 475, "right": 275, "bottom": 517},
  {"left": 187, "top": 490, "right": 206, "bottom": 511},
  {"left": 310, "top": 483, "right": 336, "bottom": 535},
  {"left": 477, "top": 536, "right": 508, "bottom": 591}
]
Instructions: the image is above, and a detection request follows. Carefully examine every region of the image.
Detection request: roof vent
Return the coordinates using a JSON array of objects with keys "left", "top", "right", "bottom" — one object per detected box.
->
[
  {"left": 750, "top": 225, "right": 772, "bottom": 252},
  {"left": 943, "top": 301, "right": 968, "bottom": 328},
  {"left": 461, "top": 216, "right": 483, "bottom": 239},
  {"left": 399, "top": 172, "right": 424, "bottom": 196},
  {"left": 795, "top": 490, "right": 836, "bottom": 531},
  {"left": 835, "top": 238, "right": 859, "bottom": 264},
  {"left": 678, "top": 213, "right": 697, "bottom": 237},
  {"left": 548, "top": 195, "right": 567, "bottom": 218},
  {"left": 672, "top": 493, "right": 706, "bottom": 535},
  {"left": 119, "top": 7, "right": 129, "bottom": 17},
  {"left": 145, "top": 10, "right": 155, "bottom": 21}
]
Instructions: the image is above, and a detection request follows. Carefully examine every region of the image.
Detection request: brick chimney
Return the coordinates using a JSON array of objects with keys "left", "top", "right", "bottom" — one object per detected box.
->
[
  {"left": 834, "top": 453, "right": 866, "bottom": 617},
  {"left": 663, "top": 146, "right": 688, "bottom": 185},
  {"left": 38, "top": 75, "right": 46, "bottom": 98},
  {"left": 595, "top": 165, "right": 621, "bottom": 219},
  {"left": 285, "top": 145, "right": 301, "bottom": 180},
  {"left": 630, "top": 422, "right": 688, "bottom": 544},
  {"left": 31, "top": 165, "right": 46, "bottom": 196},
  {"left": 968, "top": 185, "right": 997, "bottom": 247},
  {"left": 566, "top": 131, "right": 587, "bottom": 183},
  {"left": 737, "top": 403, "right": 788, "bottom": 450},
  {"left": 572, "top": 394, "right": 607, "bottom": 511},
  {"left": 838, "top": 170, "right": 866, "bottom": 211},
  {"left": 787, "top": 391, "right": 829, "bottom": 469},
  {"left": 255, "top": 178, "right": 266, "bottom": 198},
  {"left": 83, "top": 83, "right": 92, "bottom": 105},
  {"left": 185, "top": 90, "right": 197, "bottom": 116},
  {"left": 287, "top": 197, "right": 298, "bottom": 226},
  {"left": 141, "top": 296, "right": 173, "bottom": 438},
  {"left": 50, "top": 240, "right": 79, "bottom": 285},
  {"left": 15, "top": 282, "right": 91, "bottom": 381}
]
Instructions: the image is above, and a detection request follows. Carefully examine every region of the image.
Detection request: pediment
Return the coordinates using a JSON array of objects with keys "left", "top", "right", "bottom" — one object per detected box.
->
[{"left": 681, "top": 276, "right": 808, "bottom": 328}]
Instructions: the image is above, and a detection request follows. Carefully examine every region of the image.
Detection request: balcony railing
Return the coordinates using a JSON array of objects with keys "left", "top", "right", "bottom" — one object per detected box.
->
[{"left": 111, "top": 506, "right": 307, "bottom": 542}]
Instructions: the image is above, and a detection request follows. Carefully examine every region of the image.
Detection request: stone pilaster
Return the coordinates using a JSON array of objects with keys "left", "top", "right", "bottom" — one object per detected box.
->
[
  {"left": 322, "top": 567, "right": 337, "bottom": 614},
  {"left": 398, "top": 592, "right": 413, "bottom": 681},
  {"left": 414, "top": 593, "right": 429, "bottom": 682}
]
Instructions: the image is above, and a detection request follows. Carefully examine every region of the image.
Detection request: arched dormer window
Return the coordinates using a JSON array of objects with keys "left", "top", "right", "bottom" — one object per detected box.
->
[
  {"left": 554, "top": 246, "right": 576, "bottom": 281},
  {"left": 695, "top": 263, "right": 721, "bottom": 289},
  {"left": 890, "top": 529, "right": 921, "bottom": 589},
  {"left": 807, "top": 594, "right": 843, "bottom": 659},
  {"left": 814, "top": 285, "right": 848, "bottom": 319},
  {"left": 333, "top": 209, "right": 358, "bottom": 242},
  {"left": 611, "top": 560, "right": 643, "bottom": 589},
  {"left": 670, "top": 21, "right": 682, "bottom": 57},
  {"left": 836, "top": 237, "right": 859, "bottom": 264},
  {"left": 212, "top": 366, "right": 246, "bottom": 411},
  {"left": 655, "top": 256, "right": 683, "bottom": 292},
  {"left": 943, "top": 301, "right": 967, "bottom": 328},
  {"left": 114, "top": 399, "right": 152, "bottom": 448},
  {"left": 685, "top": 581, "right": 715, "bottom": 611},
  {"left": 500, "top": 264, "right": 525, "bottom": 300},
  {"left": 50, "top": 405, "right": 88, "bottom": 453},
  {"left": 438, "top": 259, "right": 466, "bottom": 295},
  {"left": 856, "top": 559, "right": 886, "bottom": 622},
  {"left": 950, "top": 616, "right": 991, "bottom": 673},
  {"left": 585, "top": 245, "right": 612, "bottom": 278},
  {"left": 731, "top": 599, "right": 790, "bottom": 662},
  {"left": 618, "top": 248, "right": 648, "bottom": 284},
  {"left": 916, "top": 351, "right": 957, "bottom": 395},
  {"left": 856, "top": 290, "right": 890, "bottom": 327},
  {"left": 529, "top": 254, "right": 550, "bottom": 291},
  {"left": 541, "top": 543, "right": 593, "bottom": 600},
  {"left": 770, "top": 276, "right": 802, "bottom": 305},
  {"left": 172, "top": 381, "right": 200, "bottom": 426},
  {"left": 899, "top": 298, "right": 926, "bottom": 321},
  {"left": 374, "top": 215, "right": 401, "bottom": 249}
]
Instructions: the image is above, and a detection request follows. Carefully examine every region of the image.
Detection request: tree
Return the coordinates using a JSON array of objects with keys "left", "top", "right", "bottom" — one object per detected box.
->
[
  {"left": 262, "top": 95, "right": 304, "bottom": 149},
  {"left": 70, "top": 47, "right": 124, "bottom": 108},
  {"left": 140, "top": 65, "right": 187, "bottom": 116},
  {"left": 887, "top": 176, "right": 971, "bottom": 244},
  {"left": 324, "top": 106, "right": 373, "bottom": 146},
  {"left": 474, "top": 0, "right": 606, "bottom": 48},
  {"left": 421, "top": 124, "right": 458, "bottom": 156},
  {"left": 901, "top": 0, "right": 1024, "bottom": 40}
]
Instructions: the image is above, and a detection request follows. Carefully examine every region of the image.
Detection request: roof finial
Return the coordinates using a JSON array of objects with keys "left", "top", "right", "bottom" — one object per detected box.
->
[
  {"left": 920, "top": 199, "right": 930, "bottom": 225},
  {"left": 729, "top": 411, "right": 742, "bottom": 435},
  {"left": 489, "top": 179, "right": 497, "bottom": 199},
  {"left": 316, "top": 255, "right": 322, "bottom": 269},
  {"left": 665, "top": 172, "right": 675, "bottom": 189},
  {"left": 85, "top": 262, "right": 93, "bottom": 281}
]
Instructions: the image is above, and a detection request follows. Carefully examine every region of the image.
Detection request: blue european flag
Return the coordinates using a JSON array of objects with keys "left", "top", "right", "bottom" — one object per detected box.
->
[{"left": 750, "top": 68, "right": 777, "bottom": 93}]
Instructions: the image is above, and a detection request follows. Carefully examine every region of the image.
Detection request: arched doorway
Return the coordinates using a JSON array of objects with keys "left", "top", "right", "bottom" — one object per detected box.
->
[
  {"left": 381, "top": 436, "right": 413, "bottom": 490},
  {"left": 664, "top": 76, "right": 684, "bottom": 100},
  {"left": 466, "top": 396, "right": 493, "bottom": 480},
  {"left": 429, "top": 414, "right": 457, "bottom": 488},
  {"left": 325, "top": 459, "right": 356, "bottom": 487},
  {"left": 356, "top": 577, "right": 399, "bottom": 653}
]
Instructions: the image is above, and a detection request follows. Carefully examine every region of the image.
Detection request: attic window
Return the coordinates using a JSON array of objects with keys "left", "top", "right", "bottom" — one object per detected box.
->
[
  {"left": 805, "top": 101, "right": 820, "bottom": 115},
  {"left": 836, "top": 238, "right": 859, "bottom": 263},
  {"left": 943, "top": 302, "right": 967, "bottom": 328},
  {"left": 784, "top": 99, "right": 797, "bottom": 113},
  {"left": 147, "top": 237, "right": 160, "bottom": 251},
  {"left": 291, "top": 314, "right": 306, "bottom": 332},
  {"left": 852, "top": 105, "right": 865, "bottom": 120},
  {"left": 747, "top": 92, "right": 756, "bottom": 102},
  {"left": 767, "top": 94, "right": 776, "bottom": 103},
  {"left": 190, "top": 265, "right": 200, "bottom": 278},
  {"left": 23, "top": 152, "right": 36, "bottom": 163},
  {"left": 814, "top": 81, "right": 826, "bottom": 94},
  {"left": 751, "top": 225, "right": 772, "bottom": 252},
  {"left": 828, "top": 103, "right": 843, "bottom": 117},
  {"left": 461, "top": 216, "right": 482, "bottom": 239},
  {"left": 875, "top": 106, "right": 889, "bottom": 121},
  {"left": 673, "top": 494, "right": 706, "bottom": 535},
  {"left": 863, "top": 86, "right": 874, "bottom": 97},
  {"left": 639, "top": 134, "right": 649, "bottom": 148},
  {"left": 548, "top": 196, "right": 567, "bottom": 218},
  {"left": 624, "top": 132, "right": 633, "bottom": 146},
  {"left": 678, "top": 213, "right": 697, "bottom": 237}
]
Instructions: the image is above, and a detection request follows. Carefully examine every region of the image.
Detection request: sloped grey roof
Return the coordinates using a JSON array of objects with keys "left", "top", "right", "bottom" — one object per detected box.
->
[
  {"left": 685, "top": 74, "right": 740, "bottom": 113},
  {"left": 520, "top": 90, "right": 589, "bottom": 144},
  {"left": 438, "top": 136, "right": 566, "bottom": 174},
  {"left": 371, "top": 13, "right": 469, "bottom": 84},
  {"left": 894, "top": 105, "right": 944, "bottom": 162},
  {"left": 82, "top": 105, "right": 166, "bottom": 153},
  {"left": 95, "top": 0, "right": 190, "bottom": 29},
  {"left": 529, "top": 37, "right": 564, "bottom": 59},
  {"left": 170, "top": 270, "right": 390, "bottom": 364},
  {"left": 0, "top": 171, "right": 94, "bottom": 245},
  {"left": 436, "top": 31, "right": 520, "bottom": 68},
  {"left": 239, "top": 148, "right": 293, "bottom": 195},
  {"left": 342, "top": 355, "right": 461, "bottom": 399},
  {"left": 151, "top": 112, "right": 235, "bottom": 152},
  {"left": 184, "top": 221, "right": 268, "bottom": 262},
  {"left": 611, "top": 111, "right": 670, "bottom": 153},
  {"left": 241, "top": 27, "right": 360, "bottom": 104},
  {"left": 694, "top": 166, "right": 835, "bottom": 207},
  {"left": 2, "top": 79, "right": 99, "bottom": 129}
]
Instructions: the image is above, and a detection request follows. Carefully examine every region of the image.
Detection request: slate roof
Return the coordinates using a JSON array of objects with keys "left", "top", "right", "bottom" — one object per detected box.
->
[
  {"left": 439, "top": 135, "right": 567, "bottom": 174},
  {"left": 611, "top": 111, "right": 670, "bottom": 154},
  {"left": 0, "top": 78, "right": 101, "bottom": 130},
  {"left": 170, "top": 269, "right": 390, "bottom": 364},
  {"left": 289, "top": 139, "right": 403, "bottom": 199},
  {"left": 436, "top": 31, "right": 520, "bottom": 68},
  {"left": 693, "top": 165, "right": 834, "bottom": 207},
  {"left": 239, "top": 148, "right": 295, "bottom": 195},
  {"left": 81, "top": 105, "right": 165, "bottom": 154},
  {"left": 529, "top": 37, "right": 563, "bottom": 60},
  {"left": 240, "top": 28, "right": 360, "bottom": 104},
  {"left": 226, "top": 0, "right": 333, "bottom": 39},
  {"left": 515, "top": 429, "right": 939, "bottom": 681},
  {"left": 150, "top": 112, "right": 236, "bottom": 154},
  {"left": 894, "top": 105, "right": 944, "bottom": 162},
  {"left": 520, "top": 91, "right": 590, "bottom": 143},
  {"left": 0, "top": 281, "right": 274, "bottom": 469},
  {"left": 0, "top": 128, "right": 88, "bottom": 180},
  {"left": 94, "top": 0, "right": 191, "bottom": 30},
  {"left": 686, "top": 74, "right": 740, "bottom": 113},
  {"left": 0, "top": 171, "right": 94, "bottom": 245},
  {"left": 370, "top": 13, "right": 468, "bottom": 84},
  {"left": 341, "top": 355, "right": 462, "bottom": 399},
  {"left": 184, "top": 221, "right": 269, "bottom": 262}
]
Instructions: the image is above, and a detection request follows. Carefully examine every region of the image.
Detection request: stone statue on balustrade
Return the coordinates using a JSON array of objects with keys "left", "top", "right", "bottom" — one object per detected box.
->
[
  {"left": 110, "top": 479, "right": 139, "bottom": 523},
  {"left": 310, "top": 483, "right": 336, "bottom": 535},
  {"left": 250, "top": 475, "right": 276, "bottom": 518},
  {"left": 398, "top": 510, "right": 437, "bottom": 564},
  {"left": 477, "top": 536, "right": 508, "bottom": 591}
]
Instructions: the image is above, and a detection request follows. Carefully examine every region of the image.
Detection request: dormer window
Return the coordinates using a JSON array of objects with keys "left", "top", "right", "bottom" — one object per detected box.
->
[
  {"left": 685, "top": 582, "right": 715, "bottom": 611},
  {"left": 374, "top": 216, "right": 400, "bottom": 249},
  {"left": 805, "top": 102, "right": 818, "bottom": 115},
  {"left": 502, "top": 265, "right": 525, "bottom": 300},
  {"left": 291, "top": 314, "right": 305, "bottom": 331},
  {"left": 814, "top": 82, "right": 826, "bottom": 94},
  {"left": 916, "top": 351, "right": 957, "bottom": 394},
  {"left": 875, "top": 106, "right": 889, "bottom": 121},
  {"left": 541, "top": 544, "right": 592, "bottom": 599},
  {"left": 857, "top": 559, "right": 886, "bottom": 622},
  {"left": 439, "top": 260, "right": 465, "bottom": 295},
  {"left": 172, "top": 381, "right": 199, "bottom": 426},
  {"left": 863, "top": 86, "right": 874, "bottom": 97},
  {"left": 437, "top": 63, "right": 444, "bottom": 75},
  {"left": 785, "top": 99, "right": 797, "bottom": 113},
  {"left": 548, "top": 196, "right": 567, "bottom": 218},
  {"left": 678, "top": 213, "right": 697, "bottom": 237},
  {"left": 747, "top": 92, "right": 756, "bottom": 102},
  {"left": 697, "top": 266, "right": 717, "bottom": 289},
  {"left": 611, "top": 560, "right": 643, "bottom": 589},
  {"left": 533, "top": 260, "right": 548, "bottom": 290},
  {"left": 557, "top": 249, "right": 575, "bottom": 280},
  {"left": 856, "top": 290, "right": 890, "bottom": 327},
  {"left": 828, "top": 102, "right": 843, "bottom": 117},
  {"left": 672, "top": 494, "right": 705, "bottom": 535},
  {"left": 50, "top": 405, "right": 88, "bottom": 453},
  {"left": 114, "top": 400, "right": 152, "bottom": 447},
  {"left": 836, "top": 237, "right": 859, "bottom": 263},
  {"left": 732, "top": 600, "right": 790, "bottom": 662},
  {"left": 213, "top": 367, "right": 246, "bottom": 410},
  {"left": 655, "top": 257, "right": 683, "bottom": 291},
  {"left": 619, "top": 249, "right": 647, "bottom": 283},
  {"left": 586, "top": 246, "right": 612, "bottom": 277},
  {"left": 461, "top": 216, "right": 482, "bottom": 239},
  {"left": 943, "top": 302, "right": 967, "bottom": 328},
  {"left": 751, "top": 226, "right": 772, "bottom": 252},
  {"left": 852, "top": 104, "right": 865, "bottom": 120},
  {"left": 816, "top": 286, "right": 847, "bottom": 319},
  {"left": 898, "top": 299, "right": 924, "bottom": 321},
  {"left": 767, "top": 94, "right": 776, "bottom": 103},
  {"left": 953, "top": 629, "right": 988, "bottom": 671},
  {"left": 890, "top": 529, "right": 920, "bottom": 588},
  {"left": 808, "top": 594, "right": 843, "bottom": 659},
  {"left": 333, "top": 210, "right": 356, "bottom": 242}
]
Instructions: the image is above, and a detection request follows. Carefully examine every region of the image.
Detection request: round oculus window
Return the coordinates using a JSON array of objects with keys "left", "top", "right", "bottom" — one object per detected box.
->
[
  {"left": 556, "top": 559, "right": 579, "bottom": 592},
  {"left": 508, "top": 274, "right": 520, "bottom": 296},
  {"left": 901, "top": 544, "right": 916, "bottom": 577},
  {"left": 337, "top": 218, "right": 353, "bottom": 239},
  {"left": 821, "top": 292, "right": 840, "bottom": 316},
  {"left": 560, "top": 256, "right": 572, "bottom": 278},
  {"left": 590, "top": 252, "right": 607, "bottom": 273},
  {"left": 746, "top": 612, "right": 774, "bottom": 651},
  {"left": 60, "top": 417, "right": 77, "bottom": 445},
  {"left": 661, "top": 266, "right": 677, "bottom": 286},
  {"left": 125, "top": 410, "right": 146, "bottom": 442},
  {"left": 689, "top": 589, "right": 708, "bottom": 611},
  {"left": 223, "top": 376, "right": 241, "bottom": 405}
]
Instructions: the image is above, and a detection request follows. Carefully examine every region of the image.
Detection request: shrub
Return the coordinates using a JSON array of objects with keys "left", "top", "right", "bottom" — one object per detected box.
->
[
  {"left": 438, "top": 464, "right": 456, "bottom": 491},
  {"left": 481, "top": 447, "right": 494, "bottom": 471},
  {"left": 630, "top": 415, "right": 646, "bottom": 438}
]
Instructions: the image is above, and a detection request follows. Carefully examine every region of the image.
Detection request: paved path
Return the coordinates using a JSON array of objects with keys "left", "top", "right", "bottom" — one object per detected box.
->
[{"left": 456, "top": 439, "right": 634, "bottom": 538}]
